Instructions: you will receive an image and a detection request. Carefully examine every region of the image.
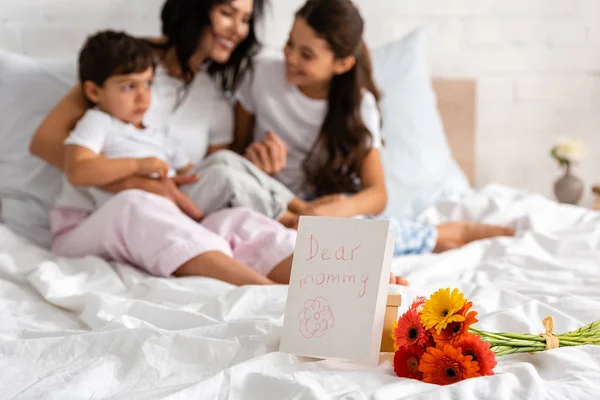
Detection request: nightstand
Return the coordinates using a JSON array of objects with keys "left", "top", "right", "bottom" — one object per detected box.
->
[{"left": 593, "top": 186, "right": 600, "bottom": 210}]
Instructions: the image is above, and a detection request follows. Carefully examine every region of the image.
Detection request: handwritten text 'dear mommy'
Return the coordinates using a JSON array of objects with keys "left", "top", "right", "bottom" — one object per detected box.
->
[{"left": 279, "top": 216, "right": 395, "bottom": 366}]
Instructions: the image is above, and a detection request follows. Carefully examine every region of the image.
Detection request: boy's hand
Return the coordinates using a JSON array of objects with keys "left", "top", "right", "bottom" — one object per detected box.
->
[
  {"left": 176, "top": 163, "right": 194, "bottom": 176},
  {"left": 137, "top": 157, "right": 170, "bottom": 178}
]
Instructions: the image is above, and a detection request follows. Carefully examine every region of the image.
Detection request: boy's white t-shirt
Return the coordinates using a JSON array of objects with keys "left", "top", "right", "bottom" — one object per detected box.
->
[
  {"left": 55, "top": 65, "right": 234, "bottom": 212},
  {"left": 236, "top": 57, "right": 382, "bottom": 198},
  {"left": 67, "top": 108, "right": 190, "bottom": 172}
]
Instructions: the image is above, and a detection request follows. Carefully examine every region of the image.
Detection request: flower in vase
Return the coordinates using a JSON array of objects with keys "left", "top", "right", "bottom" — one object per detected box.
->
[{"left": 550, "top": 137, "right": 585, "bottom": 168}]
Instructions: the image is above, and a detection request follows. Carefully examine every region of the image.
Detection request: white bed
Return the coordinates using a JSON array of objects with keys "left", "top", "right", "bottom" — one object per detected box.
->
[
  {"left": 1, "top": 184, "right": 600, "bottom": 399},
  {"left": 2, "top": 31, "right": 600, "bottom": 398}
]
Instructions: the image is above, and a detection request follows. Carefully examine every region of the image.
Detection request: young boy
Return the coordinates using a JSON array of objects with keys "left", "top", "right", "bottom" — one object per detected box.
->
[{"left": 54, "top": 30, "right": 304, "bottom": 227}]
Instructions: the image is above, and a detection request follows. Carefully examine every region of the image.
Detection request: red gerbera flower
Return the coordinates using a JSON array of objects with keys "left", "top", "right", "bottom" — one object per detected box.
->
[
  {"left": 393, "top": 347, "right": 422, "bottom": 379},
  {"left": 433, "top": 301, "right": 479, "bottom": 346},
  {"left": 409, "top": 296, "right": 426, "bottom": 312},
  {"left": 456, "top": 334, "right": 497, "bottom": 376},
  {"left": 393, "top": 308, "right": 431, "bottom": 353},
  {"left": 419, "top": 345, "right": 480, "bottom": 385}
]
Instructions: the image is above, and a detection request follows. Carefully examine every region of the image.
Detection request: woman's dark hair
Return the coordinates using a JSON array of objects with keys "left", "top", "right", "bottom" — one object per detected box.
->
[
  {"left": 297, "top": 0, "right": 381, "bottom": 196},
  {"left": 155, "top": 0, "right": 265, "bottom": 93}
]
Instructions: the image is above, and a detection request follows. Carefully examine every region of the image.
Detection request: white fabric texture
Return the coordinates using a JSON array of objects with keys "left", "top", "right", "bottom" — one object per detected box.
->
[
  {"left": 0, "top": 52, "right": 233, "bottom": 247},
  {"left": 372, "top": 29, "right": 472, "bottom": 220},
  {"left": 0, "top": 184, "right": 599, "bottom": 398},
  {"left": 236, "top": 57, "right": 383, "bottom": 198},
  {"left": 0, "top": 51, "right": 75, "bottom": 247}
]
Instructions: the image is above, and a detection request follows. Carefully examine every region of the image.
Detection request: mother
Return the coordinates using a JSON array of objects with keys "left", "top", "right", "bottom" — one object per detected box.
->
[{"left": 29, "top": 0, "right": 296, "bottom": 286}]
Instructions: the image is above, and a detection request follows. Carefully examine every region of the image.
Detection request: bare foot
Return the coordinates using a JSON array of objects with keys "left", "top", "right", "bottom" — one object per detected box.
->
[
  {"left": 389, "top": 272, "right": 409, "bottom": 286},
  {"left": 435, "top": 222, "right": 515, "bottom": 252}
]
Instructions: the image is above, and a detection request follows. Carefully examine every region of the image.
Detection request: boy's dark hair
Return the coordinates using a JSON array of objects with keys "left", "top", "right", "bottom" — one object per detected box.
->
[{"left": 78, "top": 30, "right": 157, "bottom": 87}]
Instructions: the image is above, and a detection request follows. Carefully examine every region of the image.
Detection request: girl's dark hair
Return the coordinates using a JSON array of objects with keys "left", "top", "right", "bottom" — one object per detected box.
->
[
  {"left": 154, "top": 0, "right": 265, "bottom": 93},
  {"left": 297, "top": 0, "right": 381, "bottom": 196}
]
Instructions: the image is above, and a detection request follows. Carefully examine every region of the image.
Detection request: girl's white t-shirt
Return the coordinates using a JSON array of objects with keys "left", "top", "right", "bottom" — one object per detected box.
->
[{"left": 236, "top": 57, "right": 382, "bottom": 198}]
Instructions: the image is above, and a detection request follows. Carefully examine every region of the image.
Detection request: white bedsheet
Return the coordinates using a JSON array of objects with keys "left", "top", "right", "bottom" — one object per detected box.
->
[{"left": 1, "top": 184, "right": 599, "bottom": 399}]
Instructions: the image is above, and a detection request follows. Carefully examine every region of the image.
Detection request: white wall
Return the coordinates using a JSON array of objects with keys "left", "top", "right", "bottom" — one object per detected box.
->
[{"left": 2, "top": 0, "right": 599, "bottom": 206}]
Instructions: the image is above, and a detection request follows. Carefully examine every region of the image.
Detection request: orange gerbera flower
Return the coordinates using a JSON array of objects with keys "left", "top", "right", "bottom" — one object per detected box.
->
[
  {"left": 418, "top": 345, "right": 480, "bottom": 385},
  {"left": 393, "top": 347, "right": 422, "bottom": 380},
  {"left": 433, "top": 301, "right": 479, "bottom": 346},
  {"left": 456, "top": 334, "right": 497, "bottom": 376},
  {"left": 393, "top": 308, "right": 431, "bottom": 353}
]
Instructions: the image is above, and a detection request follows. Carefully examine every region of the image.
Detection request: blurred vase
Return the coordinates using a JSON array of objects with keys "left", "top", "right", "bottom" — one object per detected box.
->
[{"left": 554, "top": 164, "right": 583, "bottom": 205}]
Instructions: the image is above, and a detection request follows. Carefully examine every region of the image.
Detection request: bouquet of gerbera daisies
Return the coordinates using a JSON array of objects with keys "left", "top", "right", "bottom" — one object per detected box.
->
[{"left": 392, "top": 288, "right": 600, "bottom": 385}]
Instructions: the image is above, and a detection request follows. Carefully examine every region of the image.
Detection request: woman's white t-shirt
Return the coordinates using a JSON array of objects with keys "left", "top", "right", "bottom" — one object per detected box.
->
[
  {"left": 236, "top": 57, "right": 382, "bottom": 197},
  {"left": 145, "top": 65, "right": 233, "bottom": 163}
]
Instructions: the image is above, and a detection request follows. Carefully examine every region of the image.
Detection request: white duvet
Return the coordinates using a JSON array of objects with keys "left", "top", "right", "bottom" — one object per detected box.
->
[{"left": 1, "top": 184, "right": 599, "bottom": 399}]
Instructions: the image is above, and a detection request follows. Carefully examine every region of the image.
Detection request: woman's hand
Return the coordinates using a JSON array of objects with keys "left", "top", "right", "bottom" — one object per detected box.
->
[
  {"left": 102, "top": 174, "right": 204, "bottom": 221},
  {"left": 244, "top": 131, "right": 288, "bottom": 175},
  {"left": 162, "top": 175, "right": 204, "bottom": 221}
]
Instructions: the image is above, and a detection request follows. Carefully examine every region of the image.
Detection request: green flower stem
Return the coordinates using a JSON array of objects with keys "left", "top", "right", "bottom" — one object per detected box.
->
[
  {"left": 470, "top": 328, "right": 542, "bottom": 342},
  {"left": 494, "top": 347, "right": 545, "bottom": 356},
  {"left": 470, "top": 324, "right": 600, "bottom": 356}
]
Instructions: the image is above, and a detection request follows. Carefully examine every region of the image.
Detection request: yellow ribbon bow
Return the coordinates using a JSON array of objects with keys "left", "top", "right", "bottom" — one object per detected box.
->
[{"left": 541, "top": 316, "right": 560, "bottom": 350}]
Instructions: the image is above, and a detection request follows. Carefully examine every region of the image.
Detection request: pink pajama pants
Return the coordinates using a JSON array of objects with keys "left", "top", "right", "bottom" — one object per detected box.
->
[{"left": 49, "top": 189, "right": 297, "bottom": 277}]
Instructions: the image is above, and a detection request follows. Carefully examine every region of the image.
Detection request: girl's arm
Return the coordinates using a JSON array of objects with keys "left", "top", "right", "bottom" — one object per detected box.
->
[
  {"left": 64, "top": 145, "right": 169, "bottom": 187},
  {"left": 305, "top": 148, "right": 387, "bottom": 218},
  {"left": 343, "top": 148, "right": 388, "bottom": 216}
]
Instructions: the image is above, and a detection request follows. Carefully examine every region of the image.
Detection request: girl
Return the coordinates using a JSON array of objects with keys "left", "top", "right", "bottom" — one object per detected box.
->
[{"left": 234, "top": 0, "right": 514, "bottom": 257}]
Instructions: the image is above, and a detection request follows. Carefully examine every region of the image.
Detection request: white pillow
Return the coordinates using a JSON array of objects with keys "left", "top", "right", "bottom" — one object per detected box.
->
[
  {"left": 372, "top": 29, "right": 471, "bottom": 220},
  {"left": 0, "top": 50, "right": 76, "bottom": 247}
]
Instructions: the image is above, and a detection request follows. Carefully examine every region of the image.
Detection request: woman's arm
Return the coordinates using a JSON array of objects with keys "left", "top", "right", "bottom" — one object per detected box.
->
[
  {"left": 232, "top": 102, "right": 255, "bottom": 154},
  {"left": 29, "top": 85, "right": 88, "bottom": 170}
]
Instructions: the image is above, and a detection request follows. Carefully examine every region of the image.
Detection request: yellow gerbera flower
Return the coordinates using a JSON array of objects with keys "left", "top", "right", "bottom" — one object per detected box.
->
[{"left": 420, "top": 288, "right": 467, "bottom": 334}]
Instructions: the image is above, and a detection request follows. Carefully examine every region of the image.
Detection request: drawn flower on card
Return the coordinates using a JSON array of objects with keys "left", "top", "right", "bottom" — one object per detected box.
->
[{"left": 298, "top": 297, "right": 335, "bottom": 339}]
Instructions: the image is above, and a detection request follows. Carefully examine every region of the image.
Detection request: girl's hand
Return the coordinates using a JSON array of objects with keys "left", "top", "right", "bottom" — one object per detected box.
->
[
  {"left": 302, "top": 194, "right": 354, "bottom": 217},
  {"left": 245, "top": 131, "right": 288, "bottom": 175}
]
